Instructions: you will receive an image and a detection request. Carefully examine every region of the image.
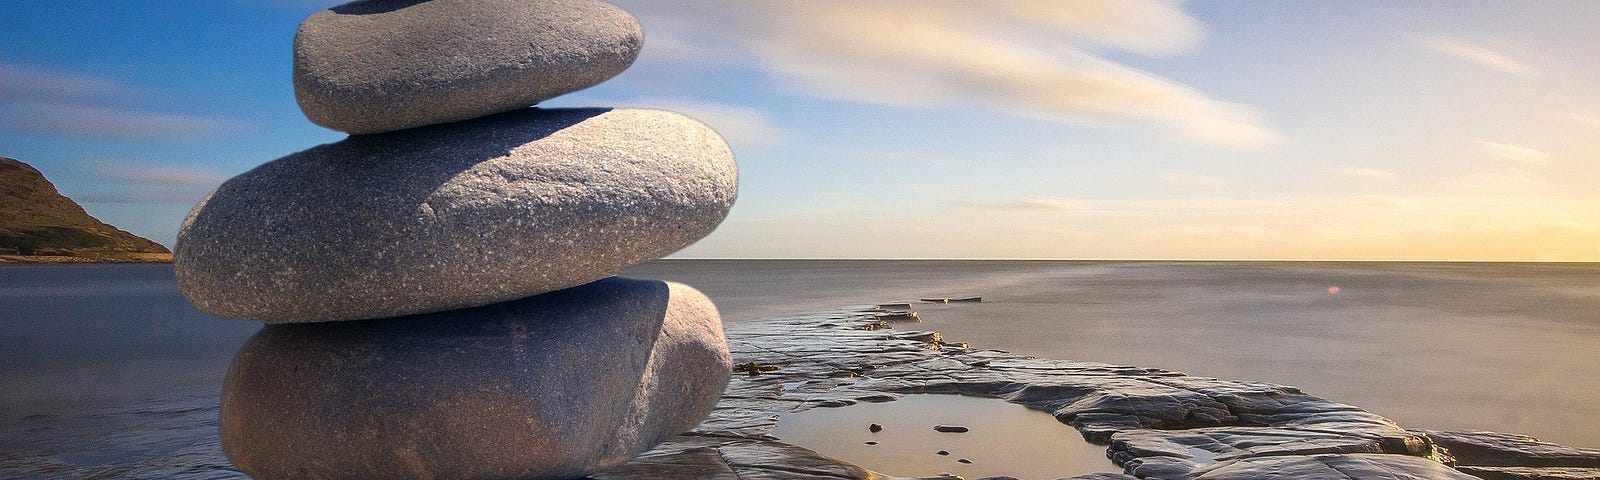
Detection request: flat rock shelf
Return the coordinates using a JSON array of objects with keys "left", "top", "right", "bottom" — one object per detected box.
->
[
  {"left": 5, "top": 305, "right": 1599, "bottom": 479},
  {"left": 592, "top": 306, "right": 1600, "bottom": 480}
]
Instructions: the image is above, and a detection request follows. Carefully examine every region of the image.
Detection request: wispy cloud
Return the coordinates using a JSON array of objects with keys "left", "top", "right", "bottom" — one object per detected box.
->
[
  {"left": 1419, "top": 36, "right": 1538, "bottom": 77},
  {"left": 0, "top": 103, "right": 238, "bottom": 140},
  {"left": 73, "top": 191, "right": 213, "bottom": 205},
  {"left": 75, "top": 160, "right": 227, "bottom": 187},
  {"left": 0, "top": 62, "right": 242, "bottom": 140},
  {"left": 1332, "top": 166, "right": 1398, "bottom": 179},
  {"left": 960, "top": 195, "right": 1085, "bottom": 212},
  {"left": 1564, "top": 110, "right": 1600, "bottom": 129},
  {"left": 628, "top": 99, "right": 786, "bottom": 146},
  {"left": 1474, "top": 140, "right": 1550, "bottom": 165},
  {"left": 63, "top": 160, "right": 224, "bottom": 205},
  {"left": 1456, "top": 170, "right": 1542, "bottom": 191},
  {"left": 1350, "top": 194, "right": 1418, "bottom": 208},
  {"left": 1156, "top": 171, "right": 1227, "bottom": 187},
  {"left": 0, "top": 63, "right": 135, "bottom": 101},
  {"left": 831, "top": 148, "right": 958, "bottom": 165},
  {"left": 617, "top": 0, "right": 1279, "bottom": 149}
]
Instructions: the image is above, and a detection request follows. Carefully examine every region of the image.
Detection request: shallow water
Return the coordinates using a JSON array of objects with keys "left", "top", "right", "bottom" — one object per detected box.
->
[
  {"left": 629, "top": 260, "right": 1600, "bottom": 449},
  {"left": 772, "top": 394, "right": 1119, "bottom": 479},
  {"left": 1, "top": 260, "right": 1597, "bottom": 474}
]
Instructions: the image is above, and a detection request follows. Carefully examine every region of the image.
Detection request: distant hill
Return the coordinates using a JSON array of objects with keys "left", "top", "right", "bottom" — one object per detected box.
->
[{"left": 0, "top": 157, "right": 172, "bottom": 263}]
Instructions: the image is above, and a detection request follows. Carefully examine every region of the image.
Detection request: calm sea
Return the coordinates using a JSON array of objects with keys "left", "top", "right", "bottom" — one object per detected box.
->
[{"left": 2, "top": 260, "right": 1597, "bottom": 473}]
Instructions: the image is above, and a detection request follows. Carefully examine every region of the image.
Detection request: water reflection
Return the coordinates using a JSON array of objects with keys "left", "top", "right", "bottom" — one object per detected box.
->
[{"left": 773, "top": 394, "right": 1120, "bottom": 479}]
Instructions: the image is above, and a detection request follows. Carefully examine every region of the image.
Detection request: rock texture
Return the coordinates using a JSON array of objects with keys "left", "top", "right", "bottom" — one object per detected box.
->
[
  {"left": 295, "top": 0, "right": 643, "bottom": 134},
  {"left": 219, "top": 277, "right": 731, "bottom": 480},
  {"left": 1426, "top": 430, "right": 1600, "bottom": 480},
  {"left": 648, "top": 305, "right": 1584, "bottom": 479},
  {"left": 175, "top": 108, "right": 737, "bottom": 323},
  {"left": 0, "top": 157, "right": 171, "bottom": 262}
]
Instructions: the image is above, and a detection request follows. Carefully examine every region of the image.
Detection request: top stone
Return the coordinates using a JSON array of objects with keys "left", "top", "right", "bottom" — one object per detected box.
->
[{"left": 295, "top": 0, "right": 643, "bottom": 135}]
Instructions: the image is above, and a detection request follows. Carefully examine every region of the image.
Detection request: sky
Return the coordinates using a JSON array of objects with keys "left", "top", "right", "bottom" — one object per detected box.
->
[{"left": 3, "top": 0, "right": 1598, "bottom": 260}]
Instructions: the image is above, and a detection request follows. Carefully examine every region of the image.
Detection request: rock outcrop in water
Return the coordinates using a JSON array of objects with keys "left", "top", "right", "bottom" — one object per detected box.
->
[
  {"left": 173, "top": 1, "right": 736, "bottom": 478},
  {"left": 5, "top": 304, "right": 1600, "bottom": 479},
  {"left": 592, "top": 305, "right": 1600, "bottom": 480},
  {"left": 0, "top": 157, "right": 171, "bottom": 263}
]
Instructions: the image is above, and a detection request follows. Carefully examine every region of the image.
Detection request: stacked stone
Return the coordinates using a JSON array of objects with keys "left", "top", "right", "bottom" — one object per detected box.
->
[{"left": 172, "top": 1, "right": 736, "bottom": 479}]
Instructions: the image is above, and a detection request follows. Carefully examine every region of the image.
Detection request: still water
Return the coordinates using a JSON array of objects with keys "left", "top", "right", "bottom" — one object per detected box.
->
[
  {"left": 631, "top": 260, "right": 1600, "bottom": 449},
  {"left": 2, "top": 260, "right": 1597, "bottom": 476},
  {"left": 773, "top": 394, "right": 1119, "bottom": 479}
]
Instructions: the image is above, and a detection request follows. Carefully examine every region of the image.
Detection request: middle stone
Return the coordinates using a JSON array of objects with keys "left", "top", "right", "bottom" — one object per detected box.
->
[{"left": 174, "top": 108, "right": 737, "bottom": 323}]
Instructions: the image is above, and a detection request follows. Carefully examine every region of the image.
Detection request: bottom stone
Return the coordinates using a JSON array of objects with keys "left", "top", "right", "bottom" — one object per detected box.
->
[{"left": 219, "top": 277, "right": 732, "bottom": 480}]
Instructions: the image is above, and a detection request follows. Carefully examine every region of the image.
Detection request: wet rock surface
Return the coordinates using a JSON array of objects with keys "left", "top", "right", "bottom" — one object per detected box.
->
[
  {"left": 592, "top": 306, "right": 1599, "bottom": 479},
  {"left": 4, "top": 305, "right": 1596, "bottom": 479},
  {"left": 1426, "top": 430, "right": 1600, "bottom": 480}
]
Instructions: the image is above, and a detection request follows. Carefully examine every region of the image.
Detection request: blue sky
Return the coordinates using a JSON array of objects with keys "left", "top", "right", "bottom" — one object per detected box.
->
[{"left": 3, "top": 1, "right": 1597, "bottom": 260}]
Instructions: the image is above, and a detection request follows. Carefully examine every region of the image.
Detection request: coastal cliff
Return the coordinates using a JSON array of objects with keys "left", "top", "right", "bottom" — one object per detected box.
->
[{"left": 0, "top": 157, "right": 171, "bottom": 263}]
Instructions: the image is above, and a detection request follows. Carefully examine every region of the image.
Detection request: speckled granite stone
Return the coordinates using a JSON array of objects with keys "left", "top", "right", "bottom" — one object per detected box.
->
[
  {"left": 175, "top": 108, "right": 737, "bottom": 323},
  {"left": 219, "top": 278, "right": 731, "bottom": 480},
  {"left": 294, "top": 0, "right": 642, "bottom": 134}
]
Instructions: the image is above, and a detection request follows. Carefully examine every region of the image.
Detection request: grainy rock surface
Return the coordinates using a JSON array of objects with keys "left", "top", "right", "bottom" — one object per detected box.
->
[
  {"left": 219, "top": 277, "right": 731, "bottom": 480},
  {"left": 295, "top": 0, "right": 642, "bottom": 134},
  {"left": 175, "top": 108, "right": 737, "bottom": 323}
]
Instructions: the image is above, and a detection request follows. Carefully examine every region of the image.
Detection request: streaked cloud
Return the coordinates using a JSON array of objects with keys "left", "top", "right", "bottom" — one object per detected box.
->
[
  {"left": 1332, "top": 166, "right": 1398, "bottom": 179},
  {"left": 618, "top": 0, "right": 1279, "bottom": 148},
  {"left": 684, "top": 193, "right": 1600, "bottom": 260},
  {"left": 0, "top": 62, "right": 242, "bottom": 140},
  {"left": 1456, "top": 170, "right": 1542, "bottom": 191},
  {"left": 1474, "top": 140, "right": 1550, "bottom": 165},
  {"left": 1564, "top": 110, "right": 1600, "bottom": 129},
  {"left": 0, "top": 62, "right": 134, "bottom": 101},
  {"left": 960, "top": 195, "right": 1085, "bottom": 212},
  {"left": 831, "top": 148, "right": 958, "bottom": 165},
  {"left": 628, "top": 99, "right": 786, "bottom": 146},
  {"left": 0, "top": 103, "right": 238, "bottom": 140},
  {"left": 73, "top": 191, "right": 213, "bottom": 205},
  {"left": 1419, "top": 36, "right": 1538, "bottom": 77},
  {"left": 1351, "top": 194, "right": 1418, "bottom": 208},
  {"left": 75, "top": 160, "right": 227, "bottom": 187},
  {"left": 1156, "top": 171, "right": 1227, "bottom": 187},
  {"left": 66, "top": 160, "right": 224, "bottom": 205}
]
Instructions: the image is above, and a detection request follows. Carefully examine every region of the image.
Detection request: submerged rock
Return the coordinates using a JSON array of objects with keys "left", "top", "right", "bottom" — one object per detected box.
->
[
  {"left": 176, "top": 108, "right": 737, "bottom": 323},
  {"left": 295, "top": 0, "right": 643, "bottom": 134},
  {"left": 219, "top": 278, "right": 731, "bottom": 480}
]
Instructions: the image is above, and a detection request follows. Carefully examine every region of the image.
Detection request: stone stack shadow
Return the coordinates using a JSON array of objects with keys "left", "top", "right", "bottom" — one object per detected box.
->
[{"left": 172, "top": 1, "right": 736, "bottom": 479}]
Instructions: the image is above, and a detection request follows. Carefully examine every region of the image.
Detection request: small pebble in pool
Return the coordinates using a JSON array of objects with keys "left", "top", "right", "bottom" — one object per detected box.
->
[
  {"left": 865, "top": 441, "right": 878, "bottom": 445},
  {"left": 958, "top": 458, "right": 973, "bottom": 464},
  {"left": 934, "top": 424, "right": 970, "bottom": 433},
  {"left": 869, "top": 423, "right": 883, "bottom": 432},
  {"left": 936, "top": 450, "right": 950, "bottom": 456}
]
